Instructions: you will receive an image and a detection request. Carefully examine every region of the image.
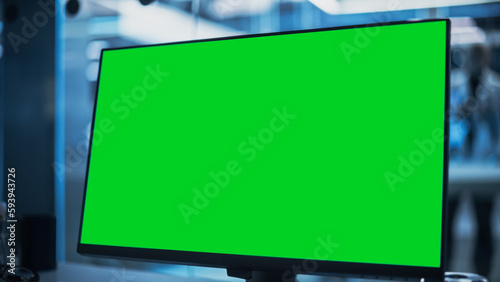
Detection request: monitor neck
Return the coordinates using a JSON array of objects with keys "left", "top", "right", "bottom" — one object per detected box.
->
[{"left": 227, "top": 268, "right": 297, "bottom": 282}]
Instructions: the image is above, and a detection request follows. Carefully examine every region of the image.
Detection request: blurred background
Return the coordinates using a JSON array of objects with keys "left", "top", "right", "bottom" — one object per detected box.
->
[{"left": 1, "top": 0, "right": 500, "bottom": 281}]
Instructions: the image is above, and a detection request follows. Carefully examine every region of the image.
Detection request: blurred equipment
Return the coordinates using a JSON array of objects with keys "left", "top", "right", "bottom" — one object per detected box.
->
[
  {"left": 66, "top": 0, "right": 80, "bottom": 16},
  {"left": 445, "top": 272, "right": 488, "bottom": 282},
  {"left": 0, "top": 266, "right": 39, "bottom": 282},
  {"left": 18, "top": 215, "right": 56, "bottom": 272},
  {"left": 139, "top": 0, "right": 156, "bottom": 6}
]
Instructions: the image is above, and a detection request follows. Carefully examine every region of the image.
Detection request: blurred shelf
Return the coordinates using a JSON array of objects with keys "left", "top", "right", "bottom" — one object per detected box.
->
[{"left": 448, "top": 165, "right": 500, "bottom": 196}]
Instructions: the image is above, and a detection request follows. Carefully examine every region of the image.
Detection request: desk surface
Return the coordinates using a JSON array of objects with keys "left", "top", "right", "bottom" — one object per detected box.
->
[
  {"left": 38, "top": 262, "right": 217, "bottom": 282},
  {"left": 38, "top": 262, "right": 334, "bottom": 282}
]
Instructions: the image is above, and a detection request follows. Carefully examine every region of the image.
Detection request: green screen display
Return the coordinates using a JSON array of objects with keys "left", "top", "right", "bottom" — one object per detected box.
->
[{"left": 80, "top": 20, "right": 447, "bottom": 268}]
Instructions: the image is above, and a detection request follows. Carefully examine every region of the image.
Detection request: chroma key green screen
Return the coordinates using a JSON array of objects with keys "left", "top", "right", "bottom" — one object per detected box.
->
[{"left": 80, "top": 20, "right": 447, "bottom": 269}]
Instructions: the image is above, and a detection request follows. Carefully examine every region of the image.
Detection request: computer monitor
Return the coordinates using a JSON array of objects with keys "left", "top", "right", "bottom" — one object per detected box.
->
[{"left": 78, "top": 19, "right": 450, "bottom": 282}]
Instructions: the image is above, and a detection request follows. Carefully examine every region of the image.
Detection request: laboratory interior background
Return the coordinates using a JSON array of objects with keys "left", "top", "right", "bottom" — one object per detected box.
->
[{"left": 1, "top": 0, "right": 500, "bottom": 281}]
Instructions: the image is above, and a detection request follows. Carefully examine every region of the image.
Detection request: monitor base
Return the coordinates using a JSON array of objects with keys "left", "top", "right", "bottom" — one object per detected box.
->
[{"left": 227, "top": 268, "right": 296, "bottom": 282}]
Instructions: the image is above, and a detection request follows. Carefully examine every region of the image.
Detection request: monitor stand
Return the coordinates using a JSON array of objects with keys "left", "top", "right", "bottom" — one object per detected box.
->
[{"left": 227, "top": 268, "right": 297, "bottom": 282}]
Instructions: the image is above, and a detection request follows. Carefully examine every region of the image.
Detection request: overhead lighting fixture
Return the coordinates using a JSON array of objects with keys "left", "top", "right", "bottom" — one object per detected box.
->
[
  {"left": 93, "top": 0, "right": 241, "bottom": 44},
  {"left": 309, "top": 0, "right": 340, "bottom": 15},
  {"left": 450, "top": 17, "right": 486, "bottom": 45},
  {"left": 209, "top": 0, "right": 276, "bottom": 19}
]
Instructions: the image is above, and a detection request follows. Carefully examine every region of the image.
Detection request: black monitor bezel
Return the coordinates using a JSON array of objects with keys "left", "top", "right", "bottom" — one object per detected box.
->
[{"left": 78, "top": 18, "right": 450, "bottom": 281}]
